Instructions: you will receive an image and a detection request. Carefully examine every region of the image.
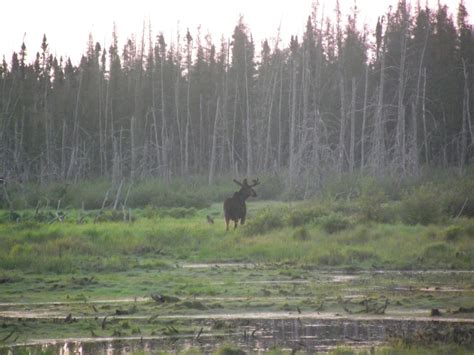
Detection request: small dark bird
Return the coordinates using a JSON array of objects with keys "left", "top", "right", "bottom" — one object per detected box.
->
[
  {"left": 64, "top": 313, "right": 73, "bottom": 323},
  {"left": 297, "top": 306, "right": 302, "bottom": 314},
  {"left": 206, "top": 215, "right": 214, "bottom": 224},
  {"left": 431, "top": 308, "right": 442, "bottom": 317},
  {"left": 115, "top": 309, "right": 129, "bottom": 315},
  {"left": 151, "top": 293, "right": 165, "bottom": 303}
]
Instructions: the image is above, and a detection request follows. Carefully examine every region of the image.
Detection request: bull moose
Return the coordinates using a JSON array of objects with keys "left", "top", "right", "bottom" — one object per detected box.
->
[{"left": 224, "top": 178, "right": 260, "bottom": 231}]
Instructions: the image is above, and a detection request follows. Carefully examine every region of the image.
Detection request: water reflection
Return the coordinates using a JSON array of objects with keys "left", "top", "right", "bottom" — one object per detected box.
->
[{"left": 4, "top": 317, "right": 473, "bottom": 354}]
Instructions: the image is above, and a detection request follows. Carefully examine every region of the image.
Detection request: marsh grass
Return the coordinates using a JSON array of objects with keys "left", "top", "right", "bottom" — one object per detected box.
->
[
  {"left": 0, "top": 202, "right": 473, "bottom": 272},
  {"left": 329, "top": 344, "right": 474, "bottom": 355},
  {"left": 0, "top": 172, "right": 473, "bottom": 273}
]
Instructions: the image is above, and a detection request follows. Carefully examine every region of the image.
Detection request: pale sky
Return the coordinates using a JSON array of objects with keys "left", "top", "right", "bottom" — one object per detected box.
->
[{"left": 1, "top": 0, "right": 471, "bottom": 64}]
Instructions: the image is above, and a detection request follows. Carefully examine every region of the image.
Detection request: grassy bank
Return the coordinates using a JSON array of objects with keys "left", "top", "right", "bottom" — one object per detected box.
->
[
  {"left": 0, "top": 169, "right": 473, "bottom": 272},
  {"left": 0, "top": 202, "right": 472, "bottom": 273}
]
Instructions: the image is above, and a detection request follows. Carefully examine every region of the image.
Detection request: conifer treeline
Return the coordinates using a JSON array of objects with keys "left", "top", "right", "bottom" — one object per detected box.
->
[{"left": 0, "top": 1, "right": 473, "bottom": 193}]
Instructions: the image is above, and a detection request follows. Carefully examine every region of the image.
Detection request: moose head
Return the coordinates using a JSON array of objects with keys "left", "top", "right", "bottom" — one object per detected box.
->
[
  {"left": 232, "top": 178, "right": 259, "bottom": 199},
  {"left": 223, "top": 178, "right": 260, "bottom": 231}
]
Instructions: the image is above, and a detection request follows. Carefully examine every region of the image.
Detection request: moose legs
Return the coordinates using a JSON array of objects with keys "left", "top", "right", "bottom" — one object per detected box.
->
[{"left": 225, "top": 217, "right": 241, "bottom": 231}]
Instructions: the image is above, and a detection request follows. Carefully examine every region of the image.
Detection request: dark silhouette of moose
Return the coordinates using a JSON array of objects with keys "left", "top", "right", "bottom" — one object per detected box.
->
[{"left": 224, "top": 178, "right": 260, "bottom": 231}]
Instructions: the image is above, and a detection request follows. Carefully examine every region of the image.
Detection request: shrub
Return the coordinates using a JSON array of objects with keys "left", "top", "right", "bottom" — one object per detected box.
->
[
  {"left": 292, "top": 226, "right": 310, "bottom": 241},
  {"left": 358, "top": 183, "right": 390, "bottom": 222},
  {"left": 444, "top": 225, "right": 463, "bottom": 242},
  {"left": 444, "top": 218, "right": 474, "bottom": 242},
  {"left": 254, "top": 175, "right": 285, "bottom": 200},
  {"left": 441, "top": 178, "right": 474, "bottom": 218},
  {"left": 143, "top": 205, "right": 159, "bottom": 219},
  {"left": 286, "top": 205, "right": 327, "bottom": 226},
  {"left": 214, "top": 344, "right": 246, "bottom": 355},
  {"left": 346, "top": 249, "right": 379, "bottom": 263},
  {"left": 150, "top": 190, "right": 211, "bottom": 209},
  {"left": 318, "top": 213, "right": 352, "bottom": 234},
  {"left": 400, "top": 184, "right": 443, "bottom": 225},
  {"left": 67, "top": 180, "right": 111, "bottom": 209},
  {"left": 339, "top": 225, "right": 371, "bottom": 245},
  {"left": 127, "top": 183, "right": 157, "bottom": 207},
  {"left": 422, "top": 243, "right": 455, "bottom": 263},
  {"left": 95, "top": 210, "right": 132, "bottom": 222},
  {"left": 158, "top": 207, "right": 197, "bottom": 219},
  {"left": 244, "top": 208, "right": 285, "bottom": 235},
  {"left": 318, "top": 251, "right": 346, "bottom": 266}
]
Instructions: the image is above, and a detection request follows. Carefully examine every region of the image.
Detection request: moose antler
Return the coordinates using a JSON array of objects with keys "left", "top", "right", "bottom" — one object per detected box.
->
[
  {"left": 233, "top": 178, "right": 259, "bottom": 187},
  {"left": 249, "top": 178, "right": 260, "bottom": 187},
  {"left": 233, "top": 179, "right": 244, "bottom": 187}
]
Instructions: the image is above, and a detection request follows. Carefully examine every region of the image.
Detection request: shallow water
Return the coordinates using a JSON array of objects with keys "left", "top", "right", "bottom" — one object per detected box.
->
[
  {"left": 1, "top": 267, "right": 473, "bottom": 353},
  {"left": 2, "top": 316, "right": 473, "bottom": 354}
]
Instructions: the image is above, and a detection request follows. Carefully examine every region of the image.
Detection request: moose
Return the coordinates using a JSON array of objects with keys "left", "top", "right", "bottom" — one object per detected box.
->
[{"left": 223, "top": 178, "right": 260, "bottom": 231}]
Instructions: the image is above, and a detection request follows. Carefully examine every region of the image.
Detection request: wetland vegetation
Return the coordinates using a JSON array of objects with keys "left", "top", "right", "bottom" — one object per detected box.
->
[
  {"left": 1, "top": 0, "right": 473, "bottom": 349},
  {"left": 0, "top": 172, "right": 473, "bottom": 353}
]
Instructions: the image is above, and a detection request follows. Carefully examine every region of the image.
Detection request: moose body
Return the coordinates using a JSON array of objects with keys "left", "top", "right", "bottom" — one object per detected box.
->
[{"left": 224, "top": 178, "right": 259, "bottom": 231}]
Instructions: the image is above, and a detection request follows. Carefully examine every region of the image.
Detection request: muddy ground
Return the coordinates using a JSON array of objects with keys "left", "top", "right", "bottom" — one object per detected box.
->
[{"left": 1, "top": 263, "right": 473, "bottom": 353}]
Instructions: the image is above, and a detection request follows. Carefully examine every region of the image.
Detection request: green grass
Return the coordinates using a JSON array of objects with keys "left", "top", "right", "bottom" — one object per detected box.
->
[
  {"left": 0, "top": 197, "right": 473, "bottom": 273},
  {"left": 0, "top": 172, "right": 473, "bottom": 352}
]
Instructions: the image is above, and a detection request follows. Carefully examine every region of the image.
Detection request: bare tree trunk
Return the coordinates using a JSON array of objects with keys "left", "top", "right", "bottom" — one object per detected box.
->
[
  {"left": 361, "top": 65, "right": 369, "bottom": 170},
  {"left": 396, "top": 23, "right": 407, "bottom": 174},
  {"left": 103, "top": 76, "right": 110, "bottom": 176},
  {"left": 277, "top": 62, "right": 284, "bottom": 169},
  {"left": 208, "top": 97, "right": 220, "bottom": 184},
  {"left": 230, "top": 81, "right": 238, "bottom": 174},
  {"left": 43, "top": 73, "right": 51, "bottom": 182},
  {"left": 460, "top": 59, "right": 470, "bottom": 173},
  {"left": 413, "top": 24, "right": 429, "bottom": 168},
  {"left": 288, "top": 57, "right": 297, "bottom": 189},
  {"left": 151, "top": 62, "right": 162, "bottom": 171},
  {"left": 409, "top": 102, "right": 419, "bottom": 176},
  {"left": 160, "top": 57, "right": 168, "bottom": 181},
  {"left": 244, "top": 45, "right": 253, "bottom": 177},
  {"left": 174, "top": 73, "right": 183, "bottom": 175},
  {"left": 61, "top": 120, "right": 67, "bottom": 180},
  {"left": 111, "top": 131, "right": 121, "bottom": 186},
  {"left": 337, "top": 74, "right": 346, "bottom": 176},
  {"left": 372, "top": 51, "right": 386, "bottom": 174},
  {"left": 113, "top": 179, "right": 124, "bottom": 210},
  {"left": 185, "top": 71, "right": 191, "bottom": 175},
  {"left": 264, "top": 59, "right": 280, "bottom": 170},
  {"left": 422, "top": 68, "right": 429, "bottom": 164},
  {"left": 67, "top": 69, "right": 83, "bottom": 180},
  {"left": 130, "top": 116, "right": 136, "bottom": 181},
  {"left": 199, "top": 95, "right": 204, "bottom": 173},
  {"left": 463, "top": 59, "right": 472, "bottom": 145},
  {"left": 349, "top": 77, "right": 356, "bottom": 174}
]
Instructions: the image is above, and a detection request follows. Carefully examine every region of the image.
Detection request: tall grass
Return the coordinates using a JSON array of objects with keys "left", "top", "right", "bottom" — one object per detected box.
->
[{"left": 0, "top": 170, "right": 473, "bottom": 273}]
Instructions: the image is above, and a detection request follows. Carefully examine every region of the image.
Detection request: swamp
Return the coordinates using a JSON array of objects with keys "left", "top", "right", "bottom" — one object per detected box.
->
[
  {"left": 0, "top": 173, "right": 473, "bottom": 354},
  {"left": 1, "top": 0, "right": 474, "bottom": 352}
]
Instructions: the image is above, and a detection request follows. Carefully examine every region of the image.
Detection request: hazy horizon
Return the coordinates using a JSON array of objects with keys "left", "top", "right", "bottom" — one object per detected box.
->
[{"left": 1, "top": 0, "right": 471, "bottom": 64}]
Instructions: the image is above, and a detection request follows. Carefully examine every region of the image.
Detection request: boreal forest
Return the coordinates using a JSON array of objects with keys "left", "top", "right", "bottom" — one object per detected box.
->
[
  {"left": 0, "top": 0, "right": 473, "bottom": 195},
  {"left": 1, "top": 1, "right": 474, "bottom": 352}
]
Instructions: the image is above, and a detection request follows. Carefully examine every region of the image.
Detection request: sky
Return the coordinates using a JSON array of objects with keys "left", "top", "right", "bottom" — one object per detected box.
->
[{"left": 1, "top": 0, "right": 471, "bottom": 64}]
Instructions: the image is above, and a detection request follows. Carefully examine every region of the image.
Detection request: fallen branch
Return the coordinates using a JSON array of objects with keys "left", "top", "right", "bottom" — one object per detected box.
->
[
  {"left": 1, "top": 329, "right": 16, "bottom": 342},
  {"left": 94, "top": 189, "right": 110, "bottom": 223}
]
